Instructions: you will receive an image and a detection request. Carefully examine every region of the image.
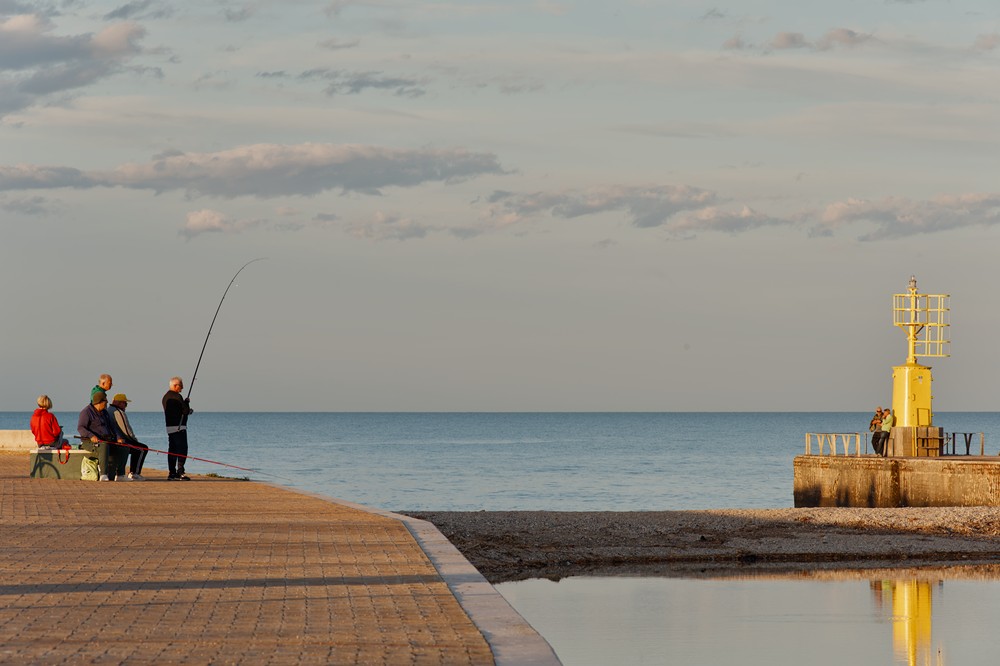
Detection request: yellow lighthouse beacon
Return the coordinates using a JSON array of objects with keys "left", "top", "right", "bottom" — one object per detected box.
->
[{"left": 887, "top": 275, "right": 950, "bottom": 456}]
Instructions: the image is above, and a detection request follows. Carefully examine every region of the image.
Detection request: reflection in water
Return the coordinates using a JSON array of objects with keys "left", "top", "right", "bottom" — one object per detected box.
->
[
  {"left": 870, "top": 580, "right": 943, "bottom": 666},
  {"left": 497, "top": 567, "right": 999, "bottom": 666}
]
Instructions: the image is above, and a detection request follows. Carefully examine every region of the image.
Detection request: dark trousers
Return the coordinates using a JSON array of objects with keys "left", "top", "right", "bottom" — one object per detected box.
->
[
  {"left": 872, "top": 431, "right": 888, "bottom": 456},
  {"left": 129, "top": 443, "right": 149, "bottom": 475},
  {"left": 167, "top": 430, "right": 188, "bottom": 476}
]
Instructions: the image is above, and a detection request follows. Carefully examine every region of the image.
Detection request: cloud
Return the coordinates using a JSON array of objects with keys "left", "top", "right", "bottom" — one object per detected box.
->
[
  {"left": 343, "top": 210, "right": 438, "bottom": 240},
  {"left": 103, "top": 1, "right": 174, "bottom": 21},
  {"left": 298, "top": 68, "right": 426, "bottom": 97},
  {"left": 816, "top": 28, "right": 872, "bottom": 50},
  {"left": 973, "top": 33, "right": 1000, "bottom": 52},
  {"left": 768, "top": 32, "right": 810, "bottom": 50},
  {"left": 0, "top": 143, "right": 505, "bottom": 198},
  {"left": 180, "top": 209, "right": 258, "bottom": 238},
  {"left": 318, "top": 37, "right": 360, "bottom": 50},
  {"left": 815, "top": 193, "right": 1000, "bottom": 240},
  {"left": 722, "top": 34, "right": 747, "bottom": 50},
  {"left": 486, "top": 185, "right": 719, "bottom": 229},
  {"left": 223, "top": 6, "right": 255, "bottom": 22},
  {"left": 0, "top": 14, "right": 146, "bottom": 115},
  {"left": 0, "top": 195, "right": 50, "bottom": 215},
  {"left": 671, "top": 205, "right": 792, "bottom": 235}
]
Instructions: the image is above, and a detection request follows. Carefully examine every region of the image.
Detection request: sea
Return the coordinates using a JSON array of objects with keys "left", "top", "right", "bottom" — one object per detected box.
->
[
  {"left": 7, "top": 411, "right": 999, "bottom": 665},
  {"left": 4, "top": 411, "right": 998, "bottom": 511}
]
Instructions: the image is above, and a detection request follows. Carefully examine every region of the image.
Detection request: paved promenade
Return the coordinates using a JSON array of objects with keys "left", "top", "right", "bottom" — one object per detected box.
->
[{"left": 0, "top": 454, "right": 558, "bottom": 665}]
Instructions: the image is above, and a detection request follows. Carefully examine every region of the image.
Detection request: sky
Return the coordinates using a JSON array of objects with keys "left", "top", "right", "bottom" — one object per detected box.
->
[{"left": 3, "top": 0, "right": 1000, "bottom": 412}]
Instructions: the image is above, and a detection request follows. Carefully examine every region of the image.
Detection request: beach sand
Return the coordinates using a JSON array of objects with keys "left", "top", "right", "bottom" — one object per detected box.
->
[{"left": 408, "top": 507, "right": 1000, "bottom": 583}]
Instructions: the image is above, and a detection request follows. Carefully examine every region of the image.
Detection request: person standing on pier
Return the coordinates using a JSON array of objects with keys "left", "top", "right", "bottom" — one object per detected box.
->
[
  {"left": 162, "top": 377, "right": 193, "bottom": 481},
  {"left": 877, "top": 408, "right": 895, "bottom": 457},
  {"left": 870, "top": 407, "right": 884, "bottom": 455}
]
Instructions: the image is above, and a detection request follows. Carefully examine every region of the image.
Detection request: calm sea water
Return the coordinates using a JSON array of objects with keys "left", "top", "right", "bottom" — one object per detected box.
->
[{"left": 5, "top": 412, "right": 998, "bottom": 511}]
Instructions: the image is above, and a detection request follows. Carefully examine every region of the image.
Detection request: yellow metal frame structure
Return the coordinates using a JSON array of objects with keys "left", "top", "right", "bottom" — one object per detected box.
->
[
  {"left": 892, "top": 277, "right": 950, "bottom": 363},
  {"left": 891, "top": 276, "right": 950, "bottom": 430}
]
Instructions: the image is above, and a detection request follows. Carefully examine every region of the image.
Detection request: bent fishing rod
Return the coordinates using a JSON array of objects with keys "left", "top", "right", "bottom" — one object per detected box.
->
[{"left": 186, "top": 258, "right": 266, "bottom": 402}]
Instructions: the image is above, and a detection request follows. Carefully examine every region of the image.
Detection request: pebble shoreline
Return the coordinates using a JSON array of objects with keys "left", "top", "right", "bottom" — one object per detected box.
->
[{"left": 407, "top": 507, "right": 1000, "bottom": 583}]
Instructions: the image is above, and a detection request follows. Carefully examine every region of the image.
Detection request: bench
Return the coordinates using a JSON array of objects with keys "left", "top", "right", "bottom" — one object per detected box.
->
[{"left": 29, "top": 448, "right": 97, "bottom": 480}]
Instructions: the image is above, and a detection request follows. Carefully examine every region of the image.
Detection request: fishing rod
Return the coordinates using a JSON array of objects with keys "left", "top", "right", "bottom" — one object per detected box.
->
[
  {"left": 186, "top": 258, "right": 266, "bottom": 402},
  {"left": 74, "top": 436, "right": 258, "bottom": 474}
]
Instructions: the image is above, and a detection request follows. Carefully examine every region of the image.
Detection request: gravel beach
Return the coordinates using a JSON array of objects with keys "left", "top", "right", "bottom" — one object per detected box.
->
[{"left": 408, "top": 507, "right": 1000, "bottom": 583}]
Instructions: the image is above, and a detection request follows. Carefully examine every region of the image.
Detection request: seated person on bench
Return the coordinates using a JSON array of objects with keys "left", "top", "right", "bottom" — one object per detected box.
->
[
  {"left": 31, "top": 394, "right": 68, "bottom": 449},
  {"left": 77, "top": 391, "right": 116, "bottom": 481}
]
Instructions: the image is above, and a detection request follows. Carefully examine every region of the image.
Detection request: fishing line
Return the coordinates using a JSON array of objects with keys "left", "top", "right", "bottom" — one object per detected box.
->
[{"left": 73, "top": 437, "right": 294, "bottom": 482}]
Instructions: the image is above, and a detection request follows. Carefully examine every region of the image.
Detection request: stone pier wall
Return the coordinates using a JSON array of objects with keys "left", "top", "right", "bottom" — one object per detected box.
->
[
  {"left": 794, "top": 455, "right": 1000, "bottom": 507},
  {"left": 0, "top": 430, "right": 35, "bottom": 451}
]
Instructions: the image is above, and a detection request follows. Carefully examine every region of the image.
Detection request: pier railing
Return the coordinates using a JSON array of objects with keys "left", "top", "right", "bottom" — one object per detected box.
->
[
  {"left": 805, "top": 433, "right": 862, "bottom": 456},
  {"left": 805, "top": 431, "right": 986, "bottom": 457},
  {"left": 936, "top": 432, "right": 985, "bottom": 456}
]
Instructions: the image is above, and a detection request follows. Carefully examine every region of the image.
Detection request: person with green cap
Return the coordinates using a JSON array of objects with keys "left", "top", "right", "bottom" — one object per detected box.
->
[{"left": 77, "top": 391, "right": 116, "bottom": 481}]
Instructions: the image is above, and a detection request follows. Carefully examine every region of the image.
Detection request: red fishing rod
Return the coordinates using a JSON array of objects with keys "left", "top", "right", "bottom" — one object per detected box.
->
[{"left": 74, "top": 437, "right": 258, "bottom": 474}]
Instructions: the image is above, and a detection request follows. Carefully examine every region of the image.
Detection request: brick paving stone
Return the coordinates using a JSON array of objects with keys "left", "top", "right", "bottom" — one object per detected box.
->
[{"left": 0, "top": 454, "right": 495, "bottom": 665}]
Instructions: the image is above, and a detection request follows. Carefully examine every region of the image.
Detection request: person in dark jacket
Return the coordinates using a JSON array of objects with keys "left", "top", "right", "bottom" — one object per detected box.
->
[
  {"left": 78, "top": 391, "right": 116, "bottom": 481},
  {"left": 162, "top": 377, "right": 193, "bottom": 481}
]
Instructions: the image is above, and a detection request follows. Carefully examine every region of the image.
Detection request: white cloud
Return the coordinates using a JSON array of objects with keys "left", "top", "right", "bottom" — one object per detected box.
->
[
  {"left": 768, "top": 32, "right": 810, "bottom": 50},
  {"left": 671, "top": 205, "right": 791, "bottom": 235},
  {"left": 486, "top": 185, "right": 719, "bottom": 229},
  {"left": 0, "top": 14, "right": 147, "bottom": 115},
  {"left": 973, "top": 33, "right": 1000, "bottom": 52},
  {"left": 344, "top": 210, "right": 437, "bottom": 240},
  {"left": 0, "top": 143, "right": 505, "bottom": 198},
  {"left": 816, "top": 28, "right": 872, "bottom": 51},
  {"left": 816, "top": 193, "right": 1000, "bottom": 240},
  {"left": 180, "top": 209, "right": 258, "bottom": 238}
]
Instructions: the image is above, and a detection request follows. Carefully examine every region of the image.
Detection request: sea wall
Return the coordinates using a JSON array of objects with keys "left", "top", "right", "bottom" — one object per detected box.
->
[
  {"left": 0, "top": 430, "right": 35, "bottom": 451},
  {"left": 794, "top": 456, "right": 1000, "bottom": 507}
]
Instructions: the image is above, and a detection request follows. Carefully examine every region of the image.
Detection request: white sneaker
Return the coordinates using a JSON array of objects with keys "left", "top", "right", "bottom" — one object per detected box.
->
[
  {"left": 115, "top": 475, "right": 131, "bottom": 481},
  {"left": 99, "top": 475, "right": 110, "bottom": 482},
  {"left": 129, "top": 473, "right": 145, "bottom": 481}
]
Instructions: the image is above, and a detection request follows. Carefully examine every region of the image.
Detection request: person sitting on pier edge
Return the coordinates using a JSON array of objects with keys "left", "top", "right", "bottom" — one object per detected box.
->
[
  {"left": 91, "top": 374, "right": 113, "bottom": 400},
  {"left": 77, "top": 391, "right": 117, "bottom": 481},
  {"left": 108, "top": 393, "right": 148, "bottom": 481},
  {"left": 30, "top": 395, "right": 68, "bottom": 449}
]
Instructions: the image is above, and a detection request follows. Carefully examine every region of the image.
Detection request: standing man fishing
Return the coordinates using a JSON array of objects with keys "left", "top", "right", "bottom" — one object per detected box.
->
[{"left": 163, "top": 377, "right": 193, "bottom": 481}]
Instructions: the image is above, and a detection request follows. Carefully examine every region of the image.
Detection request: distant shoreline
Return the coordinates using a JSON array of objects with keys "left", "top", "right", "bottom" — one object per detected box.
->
[{"left": 408, "top": 508, "right": 1000, "bottom": 583}]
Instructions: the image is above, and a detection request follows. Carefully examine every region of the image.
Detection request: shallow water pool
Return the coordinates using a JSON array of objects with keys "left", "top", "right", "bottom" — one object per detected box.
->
[{"left": 496, "top": 567, "right": 999, "bottom": 665}]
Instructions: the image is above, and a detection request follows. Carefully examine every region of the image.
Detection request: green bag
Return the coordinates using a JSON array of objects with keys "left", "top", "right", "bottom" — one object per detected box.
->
[{"left": 81, "top": 456, "right": 99, "bottom": 481}]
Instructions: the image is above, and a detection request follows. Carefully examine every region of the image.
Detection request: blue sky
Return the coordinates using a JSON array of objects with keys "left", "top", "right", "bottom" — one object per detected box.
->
[{"left": 3, "top": 0, "right": 1000, "bottom": 412}]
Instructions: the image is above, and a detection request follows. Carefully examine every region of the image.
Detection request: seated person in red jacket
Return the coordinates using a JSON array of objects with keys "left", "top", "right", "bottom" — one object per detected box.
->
[{"left": 30, "top": 395, "right": 68, "bottom": 449}]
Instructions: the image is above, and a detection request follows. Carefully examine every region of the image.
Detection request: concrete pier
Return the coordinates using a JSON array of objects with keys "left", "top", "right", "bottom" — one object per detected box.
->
[
  {"left": 0, "top": 453, "right": 559, "bottom": 665},
  {"left": 794, "top": 455, "right": 1000, "bottom": 508}
]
